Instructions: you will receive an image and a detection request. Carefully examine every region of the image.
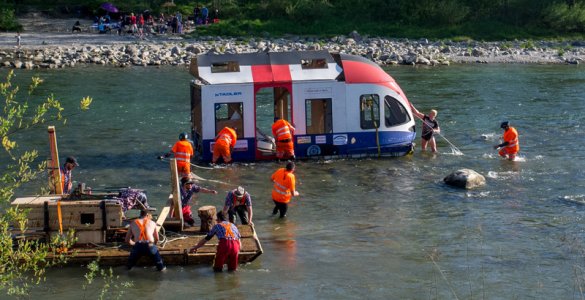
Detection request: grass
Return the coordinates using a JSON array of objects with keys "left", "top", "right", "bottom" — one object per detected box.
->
[{"left": 190, "top": 18, "right": 585, "bottom": 42}]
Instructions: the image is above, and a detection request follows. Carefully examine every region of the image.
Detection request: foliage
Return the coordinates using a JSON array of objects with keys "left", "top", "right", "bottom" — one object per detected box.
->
[
  {"left": 520, "top": 40, "right": 536, "bottom": 50},
  {"left": 0, "top": 70, "right": 92, "bottom": 297},
  {"left": 543, "top": 2, "right": 585, "bottom": 32},
  {"left": 8, "top": 0, "right": 585, "bottom": 39},
  {"left": 0, "top": 208, "right": 74, "bottom": 296},
  {"left": 82, "top": 260, "right": 133, "bottom": 300},
  {"left": 0, "top": 5, "right": 21, "bottom": 31}
]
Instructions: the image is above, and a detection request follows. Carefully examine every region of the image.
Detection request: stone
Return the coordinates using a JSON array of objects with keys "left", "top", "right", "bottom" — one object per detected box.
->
[{"left": 443, "top": 169, "right": 486, "bottom": 189}]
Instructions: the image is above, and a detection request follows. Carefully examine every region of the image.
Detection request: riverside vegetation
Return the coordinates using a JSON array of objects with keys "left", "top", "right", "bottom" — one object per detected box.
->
[
  {"left": 1, "top": 0, "right": 585, "bottom": 40},
  {"left": 0, "top": 70, "right": 135, "bottom": 299},
  {"left": 0, "top": 1, "right": 584, "bottom": 68}
]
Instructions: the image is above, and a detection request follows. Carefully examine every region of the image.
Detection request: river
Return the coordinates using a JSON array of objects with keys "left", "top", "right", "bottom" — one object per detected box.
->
[{"left": 3, "top": 63, "right": 585, "bottom": 299}]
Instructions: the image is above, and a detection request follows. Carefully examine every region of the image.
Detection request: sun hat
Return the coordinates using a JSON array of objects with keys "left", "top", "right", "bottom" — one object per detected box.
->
[{"left": 234, "top": 186, "right": 245, "bottom": 197}]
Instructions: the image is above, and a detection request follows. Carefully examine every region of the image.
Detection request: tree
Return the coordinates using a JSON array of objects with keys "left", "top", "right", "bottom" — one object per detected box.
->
[{"left": 0, "top": 70, "right": 92, "bottom": 296}]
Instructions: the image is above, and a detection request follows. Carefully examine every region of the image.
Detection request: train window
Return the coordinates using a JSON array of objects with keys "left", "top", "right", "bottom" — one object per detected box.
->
[
  {"left": 301, "top": 59, "right": 328, "bottom": 69},
  {"left": 384, "top": 96, "right": 411, "bottom": 127},
  {"left": 360, "top": 94, "right": 380, "bottom": 129},
  {"left": 305, "top": 98, "right": 333, "bottom": 134},
  {"left": 214, "top": 103, "right": 244, "bottom": 137},
  {"left": 211, "top": 61, "right": 240, "bottom": 73}
]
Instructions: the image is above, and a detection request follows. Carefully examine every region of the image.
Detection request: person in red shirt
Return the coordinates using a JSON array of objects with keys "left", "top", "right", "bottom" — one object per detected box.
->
[{"left": 130, "top": 12, "right": 137, "bottom": 34}]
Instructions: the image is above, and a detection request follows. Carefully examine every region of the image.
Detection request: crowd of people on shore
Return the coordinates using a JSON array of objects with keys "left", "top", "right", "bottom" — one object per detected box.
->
[{"left": 79, "top": 5, "right": 219, "bottom": 38}]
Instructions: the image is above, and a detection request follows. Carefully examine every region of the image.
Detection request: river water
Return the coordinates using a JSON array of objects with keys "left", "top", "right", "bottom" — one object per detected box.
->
[{"left": 4, "top": 63, "right": 585, "bottom": 299}]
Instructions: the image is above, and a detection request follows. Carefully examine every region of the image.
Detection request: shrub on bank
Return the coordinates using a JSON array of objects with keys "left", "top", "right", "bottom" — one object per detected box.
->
[{"left": 0, "top": 7, "right": 21, "bottom": 31}]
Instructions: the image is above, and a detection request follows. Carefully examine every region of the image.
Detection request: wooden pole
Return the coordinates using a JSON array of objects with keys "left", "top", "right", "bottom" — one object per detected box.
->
[
  {"left": 47, "top": 126, "right": 63, "bottom": 195},
  {"left": 169, "top": 158, "right": 184, "bottom": 231}
]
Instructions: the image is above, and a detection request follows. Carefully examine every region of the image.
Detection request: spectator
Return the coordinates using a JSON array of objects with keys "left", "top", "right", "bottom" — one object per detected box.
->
[
  {"left": 194, "top": 5, "right": 201, "bottom": 25},
  {"left": 130, "top": 12, "right": 137, "bottom": 34},
  {"left": 201, "top": 6, "right": 209, "bottom": 24},
  {"left": 212, "top": 9, "right": 219, "bottom": 23},
  {"left": 72, "top": 21, "right": 82, "bottom": 33}
]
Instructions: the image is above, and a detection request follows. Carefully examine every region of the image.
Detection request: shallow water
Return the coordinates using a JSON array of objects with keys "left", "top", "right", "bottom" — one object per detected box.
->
[{"left": 3, "top": 63, "right": 585, "bottom": 299}]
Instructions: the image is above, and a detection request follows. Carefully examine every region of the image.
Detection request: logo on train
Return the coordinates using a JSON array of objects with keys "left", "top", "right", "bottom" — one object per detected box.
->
[{"left": 214, "top": 91, "right": 242, "bottom": 97}]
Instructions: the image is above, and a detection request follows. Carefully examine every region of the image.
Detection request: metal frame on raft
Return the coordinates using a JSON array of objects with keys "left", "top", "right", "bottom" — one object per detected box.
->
[{"left": 188, "top": 50, "right": 417, "bottom": 162}]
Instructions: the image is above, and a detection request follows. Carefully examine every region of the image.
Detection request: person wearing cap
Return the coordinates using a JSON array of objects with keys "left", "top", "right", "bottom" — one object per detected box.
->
[
  {"left": 161, "top": 132, "right": 194, "bottom": 178},
  {"left": 125, "top": 209, "right": 166, "bottom": 271},
  {"left": 271, "top": 161, "right": 300, "bottom": 218},
  {"left": 272, "top": 117, "right": 296, "bottom": 160},
  {"left": 178, "top": 176, "right": 218, "bottom": 226},
  {"left": 59, "top": 156, "right": 79, "bottom": 194},
  {"left": 222, "top": 186, "right": 253, "bottom": 225},
  {"left": 212, "top": 127, "right": 237, "bottom": 164},
  {"left": 409, "top": 103, "right": 440, "bottom": 152},
  {"left": 189, "top": 211, "right": 241, "bottom": 272},
  {"left": 494, "top": 121, "right": 520, "bottom": 160}
]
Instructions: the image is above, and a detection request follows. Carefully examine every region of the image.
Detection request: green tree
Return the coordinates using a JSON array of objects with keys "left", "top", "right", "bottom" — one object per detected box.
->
[{"left": 0, "top": 70, "right": 92, "bottom": 297}]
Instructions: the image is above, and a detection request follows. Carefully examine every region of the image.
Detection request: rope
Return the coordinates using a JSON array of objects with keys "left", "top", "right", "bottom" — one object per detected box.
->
[
  {"left": 159, "top": 156, "right": 213, "bottom": 170},
  {"left": 158, "top": 226, "right": 190, "bottom": 248},
  {"left": 415, "top": 114, "right": 463, "bottom": 155}
]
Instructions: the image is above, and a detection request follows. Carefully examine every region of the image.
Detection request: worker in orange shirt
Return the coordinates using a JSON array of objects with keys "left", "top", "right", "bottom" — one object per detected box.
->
[
  {"left": 161, "top": 132, "right": 194, "bottom": 178},
  {"left": 271, "top": 161, "right": 300, "bottom": 218},
  {"left": 213, "top": 127, "right": 237, "bottom": 164},
  {"left": 494, "top": 121, "right": 520, "bottom": 161},
  {"left": 272, "top": 118, "right": 296, "bottom": 160}
]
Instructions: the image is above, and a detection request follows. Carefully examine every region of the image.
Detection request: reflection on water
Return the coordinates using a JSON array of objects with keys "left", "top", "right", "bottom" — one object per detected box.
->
[
  {"left": 5, "top": 64, "right": 585, "bottom": 299},
  {"left": 269, "top": 219, "right": 298, "bottom": 268}
]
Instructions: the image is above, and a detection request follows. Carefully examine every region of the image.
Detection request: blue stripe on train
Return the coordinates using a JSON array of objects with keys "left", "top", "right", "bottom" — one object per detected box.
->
[{"left": 199, "top": 131, "right": 415, "bottom": 162}]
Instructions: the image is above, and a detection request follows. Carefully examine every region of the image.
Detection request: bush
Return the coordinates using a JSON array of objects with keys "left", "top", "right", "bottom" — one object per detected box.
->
[
  {"left": 0, "top": 8, "right": 21, "bottom": 31},
  {"left": 543, "top": 2, "right": 585, "bottom": 32}
]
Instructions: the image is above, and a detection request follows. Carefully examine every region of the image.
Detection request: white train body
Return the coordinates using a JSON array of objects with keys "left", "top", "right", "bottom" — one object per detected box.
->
[{"left": 189, "top": 50, "right": 416, "bottom": 161}]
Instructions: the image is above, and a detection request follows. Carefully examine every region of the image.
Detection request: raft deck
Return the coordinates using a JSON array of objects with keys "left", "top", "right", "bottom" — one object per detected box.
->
[
  {"left": 11, "top": 195, "right": 263, "bottom": 267},
  {"left": 61, "top": 224, "right": 263, "bottom": 266}
]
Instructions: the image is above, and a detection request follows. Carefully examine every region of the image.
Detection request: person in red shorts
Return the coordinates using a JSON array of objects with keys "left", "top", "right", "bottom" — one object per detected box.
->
[{"left": 190, "top": 211, "right": 241, "bottom": 272}]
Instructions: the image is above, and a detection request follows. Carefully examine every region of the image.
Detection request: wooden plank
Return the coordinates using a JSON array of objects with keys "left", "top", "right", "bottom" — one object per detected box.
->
[
  {"left": 11, "top": 196, "right": 62, "bottom": 205},
  {"left": 169, "top": 158, "right": 183, "bottom": 230},
  {"left": 47, "top": 126, "right": 63, "bottom": 195},
  {"left": 156, "top": 206, "right": 170, "bottom": 233}
]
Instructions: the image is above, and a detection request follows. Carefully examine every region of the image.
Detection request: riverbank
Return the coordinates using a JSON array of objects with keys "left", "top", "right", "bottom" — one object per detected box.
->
[{"left": 0, "top": 17, "right": 583, "bottom": 69}]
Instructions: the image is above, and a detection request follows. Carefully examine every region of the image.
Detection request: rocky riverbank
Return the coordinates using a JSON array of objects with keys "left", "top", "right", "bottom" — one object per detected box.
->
[{"left": 0, "top": 18, "right": 583, "bottom": 69}]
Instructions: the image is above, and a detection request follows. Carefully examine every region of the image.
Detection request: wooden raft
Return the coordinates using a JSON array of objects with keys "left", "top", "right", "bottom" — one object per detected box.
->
[
  {"left": 11, "top": 196, "right": 262, "bottom": 266},
  {"left": 47, "top": 224, "right": 263, "bottom": 266}
]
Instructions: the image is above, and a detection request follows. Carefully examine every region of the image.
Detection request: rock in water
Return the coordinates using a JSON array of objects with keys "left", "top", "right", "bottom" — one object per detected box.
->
[{"left": 444, "top": 169, "right": 486, "bottom": 189}]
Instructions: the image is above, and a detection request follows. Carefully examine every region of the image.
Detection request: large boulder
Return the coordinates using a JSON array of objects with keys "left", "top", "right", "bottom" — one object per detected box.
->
[{"left": 444, "top": 169, "right": 486, "bottom": 189}]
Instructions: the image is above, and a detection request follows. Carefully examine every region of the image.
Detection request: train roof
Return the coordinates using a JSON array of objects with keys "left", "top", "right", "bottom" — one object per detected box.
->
[{"left": 189, "top": 50, "right": 394, "bottom": 85}]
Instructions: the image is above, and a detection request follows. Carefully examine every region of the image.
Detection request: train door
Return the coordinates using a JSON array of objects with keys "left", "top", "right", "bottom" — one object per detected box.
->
[
  {"left": 255, "top": 85, "right": 292, "bottom": 159},
  {"left": 190, "top": 84, "right": 203, "bottom": 158}
]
